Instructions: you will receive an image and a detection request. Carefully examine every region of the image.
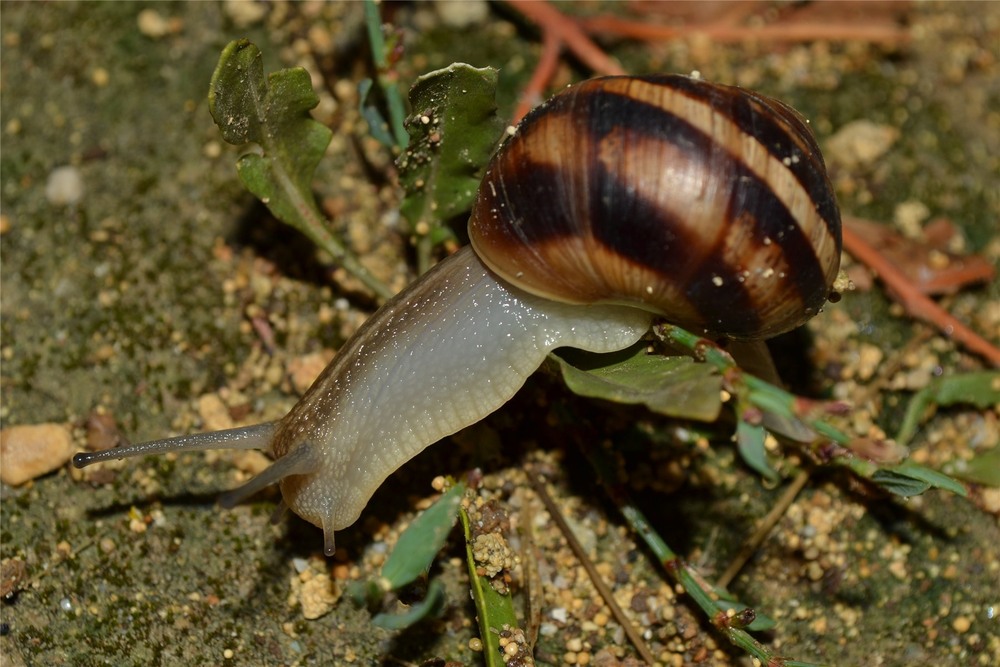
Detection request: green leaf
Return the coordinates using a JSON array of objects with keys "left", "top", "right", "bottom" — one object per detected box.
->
[
  {"left": 209, "top": 39, "right": 331, "bottom": 229},
  {"left": 363, "top": 0, "right": 408, "bottom": 148},
  {"left": 943, "top": 447, "right": 1000, "bottom": 487},
  {"left": 744, "top": 379, "right": 817, "bottom": 443},
  {"left": 396, "top": 63, "right": 503, "bottom": 234},
  {"left": 371, "top": 578, "right": 445, "bottom": 630},
  {"left": 872, "top": 460, "right": 967, "bottom": 498},
  {"left": 208, "top": 39, "right": 394, "bottom": 300},
  {"left": 357, "top": 78, "right": 396, "bottom": 147},
  {"left": 380, "top": 482, "right": 465, "bottom": 589},
  {"left": 460, "top": 501, "right": 519, "bottom": 667},
  {"left": 870, "top": 469, "right": 930, "bottom": 497},
  {"left": 736, "top": 417, "right": 778, "bottom": 482},
  {"left": 344, "top": 579, "right": 382, "bottom": 607},
  {"left": 896, "top": 371, "right": 1000, "bottom": 446},
  {"left": 553, "top": 344, "right": 723, "bottom": 422}
]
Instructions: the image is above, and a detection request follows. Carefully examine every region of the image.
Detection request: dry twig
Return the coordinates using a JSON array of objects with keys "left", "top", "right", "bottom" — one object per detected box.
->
[
  {"left": 505, "top": 0, "right": 910, "bottom": 122},
  {"left": 528, "top": 468, "right": 658, "bottom": 665},
  {"left": 843, "top": 216, "right": 1000, "bottom": 368},
  {"left": 506, "top": 0, "right": 625, "bottom": 121},
  {"left": 716, "top": 471, "right": 810, "bottom": 589}
]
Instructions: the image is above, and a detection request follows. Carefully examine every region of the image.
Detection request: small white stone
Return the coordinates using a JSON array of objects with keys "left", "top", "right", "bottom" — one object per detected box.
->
[
  {"left": 136, "top": 8, "right": 170, "bottom": 38},
  {"left": 434, "top": 0, "right": 489, "bottom": 28},
  {"left": 825, "top": 119, "right": 900, "bottom": 170},
  {"left": 223, "top": 0, "right": 268, "bottom": 28},
  {"left": 45, "top": 165, "right": 84, "bottom": 206}
]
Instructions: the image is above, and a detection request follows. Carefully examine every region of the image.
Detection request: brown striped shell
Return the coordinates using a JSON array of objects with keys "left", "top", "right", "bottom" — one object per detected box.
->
[{"left": 468, "top": 75, "right": 842, "bottom": 339}]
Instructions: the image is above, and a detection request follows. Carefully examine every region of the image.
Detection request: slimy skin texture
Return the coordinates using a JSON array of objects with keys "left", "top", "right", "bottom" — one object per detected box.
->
[
  {"left": 77, "top": 247, "right": 651, "bottom": 555},
  {"left": 268, "top": 246, "right": 652, "bottom": 552}
]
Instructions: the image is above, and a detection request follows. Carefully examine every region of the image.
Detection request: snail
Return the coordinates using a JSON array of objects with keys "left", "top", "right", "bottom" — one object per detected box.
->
[{"left": 74, "top": 74, "right": 841, "bottom": 556}]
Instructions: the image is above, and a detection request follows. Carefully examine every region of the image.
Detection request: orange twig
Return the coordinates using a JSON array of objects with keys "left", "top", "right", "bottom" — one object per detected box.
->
[
  {"left": 505, "top": 1, "right": 908, "bottom": 123},
  {"left": 517, "top": 28, "right": 561, "bottom": 120},
  {"left": 579, "top": 16, "right": 910, "bottom": 45},
  {"left": 506, "top": 0, "right": 625, "bottom": 122},
  {"left": 842, "top": 217, "right": 1000, "bottom": 368}
]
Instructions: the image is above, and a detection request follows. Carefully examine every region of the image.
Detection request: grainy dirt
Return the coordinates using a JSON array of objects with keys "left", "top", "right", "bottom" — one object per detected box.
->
[{"left": 1, "top": 2, "right": 997, "bottom": 666}]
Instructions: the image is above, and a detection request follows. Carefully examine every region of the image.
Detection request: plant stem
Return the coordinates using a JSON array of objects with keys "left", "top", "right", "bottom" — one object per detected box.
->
[
  {"left": 364, "top": 0, "right": 409, "bottom": 149},
  {"left": 271, "top": 166, "right": 395, "bottom": 301},
  {"left": 581, "top": 440, "right": 823, "bottom": 667}
]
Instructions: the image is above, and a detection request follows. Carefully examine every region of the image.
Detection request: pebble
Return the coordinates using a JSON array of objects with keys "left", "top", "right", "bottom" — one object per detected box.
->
[
  {"left": 197, "top": 393, "right": 234, "bottom": 432},
  {"left": 289, "top": 565, "right": 341, "bottom": 620},
  {"left": 825, "top": 119, "right": 900, "bottom": 170},
  {"left": 893, "top": 200, "right": 931, "bottom": 237},
  {"left": 90, "top": 67, "right": 109, "bottom": 88},
  {"left": 0, "top": 558, "right": 28, "bottom": 597},
  {"left": 45, "top": 165, "right": 84, "bottom": 206},
  {"left": 136, "top": 9, "right": 181, "bottom": 38},
  {"left": 223, "top": 0, "right": 268, "bottom": 28},
  {"left": 433, "top": 0, "right": 489, "bottom": 28},
  {"left": 806, "top": 562, "right": 825, "bottom": 581},
  {"left": 0, "top": 423, "right": 76, "bottom": 485},
  {"left": 288, "top": 351, "right": 334, "bottom": 395}
]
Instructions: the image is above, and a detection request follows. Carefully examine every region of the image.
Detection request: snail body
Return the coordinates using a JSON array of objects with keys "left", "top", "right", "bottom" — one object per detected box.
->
[{"left": 75, "top": 75, "right": 841, "bottom": 555}]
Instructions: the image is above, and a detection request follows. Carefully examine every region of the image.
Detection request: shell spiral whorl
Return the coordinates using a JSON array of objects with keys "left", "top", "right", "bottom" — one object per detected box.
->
[{"left": 470, "top": 74, "right": 842, "bottom": 339}]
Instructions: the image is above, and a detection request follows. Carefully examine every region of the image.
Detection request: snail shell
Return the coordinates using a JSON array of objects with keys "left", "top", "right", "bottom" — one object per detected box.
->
[
  {"left": 75, "top": 75, "right": 841, "bottom": 555},
  {"left": 471, "top": 74, "right": 841, "bottom": 338}
]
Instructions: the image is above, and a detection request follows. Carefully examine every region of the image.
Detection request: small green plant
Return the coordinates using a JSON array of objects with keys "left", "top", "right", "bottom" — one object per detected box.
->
[
  {"left": 346, "top": 482, "right": 465, "bottom": 629},
  {"left": 208, "top": 39, "right": 393, "bottom": 300}
]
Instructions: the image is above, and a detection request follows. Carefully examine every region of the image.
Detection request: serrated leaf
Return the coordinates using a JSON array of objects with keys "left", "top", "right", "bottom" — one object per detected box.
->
[
  {"left": 371, "top": 578, "right": 445, "bottom": 630},
  {"left": 208, "top": 41, "right": 267, "bottom": 145},
  {"left": 209, "top": 39, "right": 331, "bottom": 231},
  {"left": 396, "top": 63, "right": 503, "bottom": 233},
  {"left": 207, "top": 40, "right": 393, "bottom": 300},
  {"left": 553, "top": 344, "right": 723, "bottom": 422},
  {"left": 380, "top": 482, "right": 465, "bottom": 590}
]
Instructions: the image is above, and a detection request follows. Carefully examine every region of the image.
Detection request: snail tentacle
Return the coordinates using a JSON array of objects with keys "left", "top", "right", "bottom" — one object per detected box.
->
[{"left": 72, "top": 422, "right": 278, "bottom": 468}]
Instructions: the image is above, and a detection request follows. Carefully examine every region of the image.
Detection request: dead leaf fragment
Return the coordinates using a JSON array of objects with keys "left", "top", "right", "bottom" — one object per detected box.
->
[
  {"left": 845, "top": 217, "right": 995, "bottom": 295},
  {"left": 85, "top": 411, "right": 124, "bottom": 452}
]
